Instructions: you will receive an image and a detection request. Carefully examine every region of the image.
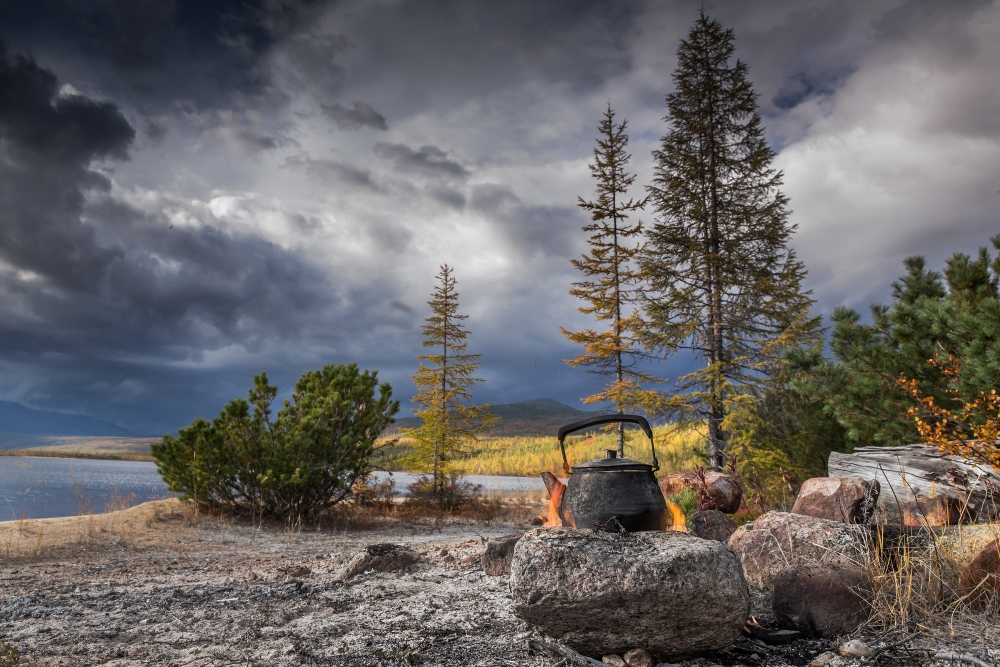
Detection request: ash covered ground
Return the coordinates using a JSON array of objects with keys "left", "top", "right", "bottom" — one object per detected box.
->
[{"left": 0, "top": 500, "right": 995, "bottom": 667}]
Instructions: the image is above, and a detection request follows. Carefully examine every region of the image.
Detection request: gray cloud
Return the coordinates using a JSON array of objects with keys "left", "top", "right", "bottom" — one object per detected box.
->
[
  {"left": 373, "top": 142, "right": 469, "bottom": 179},
  {"left": 321, "top": 101, "right": 388, "bottom": 130},
  {"left": 0, "top": 0, "right": 998, "bottom": 432}
]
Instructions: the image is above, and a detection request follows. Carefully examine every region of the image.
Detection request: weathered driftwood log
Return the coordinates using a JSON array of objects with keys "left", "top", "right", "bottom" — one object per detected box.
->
[{"left": 828, "top": 446, "right": 1000, "bottom": 523}]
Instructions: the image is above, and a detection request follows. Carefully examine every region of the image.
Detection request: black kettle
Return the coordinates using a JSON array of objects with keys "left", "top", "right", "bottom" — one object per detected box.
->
[{"left": 541, "top": 414, "right": 666, "bottom": 532}]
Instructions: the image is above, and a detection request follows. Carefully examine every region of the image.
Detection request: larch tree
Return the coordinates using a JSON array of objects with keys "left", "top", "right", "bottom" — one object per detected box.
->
[
  {"left": 641, "top": 12, "right": 817, "bottom": 470},
  {"left": 403, "top": 264, "right": 497, "bottom": 495},
  {"left": 562, "top": 105, "right": 650, "bottom": 457}
]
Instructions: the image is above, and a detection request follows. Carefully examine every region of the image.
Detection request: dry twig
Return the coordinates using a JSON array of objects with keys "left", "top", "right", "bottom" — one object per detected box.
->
[
  {"left": 933, "top": 650, "right": 995, "bottom": 667},
  {"left": 528, "top": 639, "right": 604, "bottom": 667}
]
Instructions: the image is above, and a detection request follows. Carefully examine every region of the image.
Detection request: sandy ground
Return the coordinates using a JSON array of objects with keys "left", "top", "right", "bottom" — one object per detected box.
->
[{"left": 0, "top": 500, "right": 997, "bottom": 667}]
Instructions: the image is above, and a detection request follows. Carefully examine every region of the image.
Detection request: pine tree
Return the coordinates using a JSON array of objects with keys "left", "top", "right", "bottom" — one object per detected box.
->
[
  {"left": 403, "top": 265, "right": 497, "bottom": 495},
  {"left": 562, "top": 105, "right": 650, "bottom": 457},
  {"left": 641, "top": 12, "right": 817, "bottom": 470},
  {"left": 789, "top": 237, "right": 1000, "bottom": 447}
]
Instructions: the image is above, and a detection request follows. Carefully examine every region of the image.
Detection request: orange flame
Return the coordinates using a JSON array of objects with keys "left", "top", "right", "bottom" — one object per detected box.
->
[
  {"left": 665, "top": 499, "right": 688, "bottom": 532},
  {"left": 542, "top": 477, "right": 566, "bottom": 527}
]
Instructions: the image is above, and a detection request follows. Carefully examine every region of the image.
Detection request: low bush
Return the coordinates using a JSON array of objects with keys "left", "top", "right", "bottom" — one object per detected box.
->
[{"left": 152, "top": 363, "right": 398, "bottom": 523}]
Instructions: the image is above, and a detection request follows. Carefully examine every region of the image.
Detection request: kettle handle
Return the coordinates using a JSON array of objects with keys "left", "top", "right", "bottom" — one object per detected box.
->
[{"left": 556, "top": 414, "right": 658, "bottom": 475}]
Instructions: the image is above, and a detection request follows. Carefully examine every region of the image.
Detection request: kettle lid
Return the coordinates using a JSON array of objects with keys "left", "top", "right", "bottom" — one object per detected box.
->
[{"left": 572, "top": 448, "right": 654, "bottom": 472}]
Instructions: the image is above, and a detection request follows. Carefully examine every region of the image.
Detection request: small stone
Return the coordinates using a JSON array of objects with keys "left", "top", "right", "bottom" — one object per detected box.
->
[
  {"left": 689, "top": 509, "right": 737, "bottom": 542},
  {"left": 809, "top": 651, "right": 836, "bottom": 667},
  {"left": 662, "top": 470, "right": 742, "bottom": 514},
  {"left": 442, "top": 554, "right": 454, "bottom": 563},
  {"left": 602, "top": 655, "right": 626, "bottom": 667},
  {"left": 334, "top": 543, "right": 420, "bottom": 581},
  {"left": 839, "top": 640, "right": 872, "bottom": 658},
  {"left": 482, "top": 534, "right": 522, "bottom": 576},
  {"left": 624, "top": 648, "right": 654, "bottom": 667},
  {"left": 961, "top": 538, "right": 1000, "bottom": 605}
]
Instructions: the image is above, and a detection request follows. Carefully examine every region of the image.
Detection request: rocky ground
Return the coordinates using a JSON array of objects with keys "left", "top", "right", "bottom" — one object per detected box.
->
[{"left": 0, "top": 500, "right": 996, "bottom": 666}]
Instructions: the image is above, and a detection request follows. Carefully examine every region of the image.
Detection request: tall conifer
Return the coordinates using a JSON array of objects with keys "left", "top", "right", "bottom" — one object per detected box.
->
[
  {"left": 562, "top": 105, "right": 650, "bottom": 457},
  {"left": 403, "top": 265, "right": 497, "bottom": 494},
  {"left": 642, "top": 12, "right": 816, "bottom": 469}
]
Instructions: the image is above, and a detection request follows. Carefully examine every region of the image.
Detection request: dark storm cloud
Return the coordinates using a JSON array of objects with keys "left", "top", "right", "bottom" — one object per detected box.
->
[
  {"left": 0, "top": 47, "right": 350, "bottom": 431},
  {"left": 373, "top": 143, "right": 469, "bottom": 179},
  {"left": 0, "top": 46, "right": 134, "bottom": 291},
  {"left": 321, "top": 101, "right": 388, "bottom": 131}
]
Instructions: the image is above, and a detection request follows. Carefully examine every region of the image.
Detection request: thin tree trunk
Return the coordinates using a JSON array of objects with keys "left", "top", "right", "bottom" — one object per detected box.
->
[{"left": 613, "top": 175, "right": 625, "bottom": 458}]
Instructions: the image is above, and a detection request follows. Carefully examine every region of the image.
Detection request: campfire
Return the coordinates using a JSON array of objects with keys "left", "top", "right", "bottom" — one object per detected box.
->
[{"left": 541, "top": 470, "right": 687, "bottom": 531}]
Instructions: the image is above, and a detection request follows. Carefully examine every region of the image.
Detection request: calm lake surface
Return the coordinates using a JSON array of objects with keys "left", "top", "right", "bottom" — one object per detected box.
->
[
  {"left": 0, "top": 457, "right": 546, "bottom": 521},
  {"left": 0, "top": 456, "right": 171, "bottom": 521}
]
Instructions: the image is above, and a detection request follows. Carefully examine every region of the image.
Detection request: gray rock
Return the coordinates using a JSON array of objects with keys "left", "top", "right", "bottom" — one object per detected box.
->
[
  {"left": 602, "top": 655, "right": 626, "bottom": 667},
  {"left": 772, "top": 563, "right": 873, "bottom": 638},
  {"left": 510, "top": 527, "right": 749, "bottom": 660},
  {"left": 334, "top": 543, "right": 419, "bottom": 581},
  {"left": 791, "top": 477, "right": 879, "bottom": 524},
  {"left": 482, "top": 534, "right": 522, "bottom": 576},
  {"left": 624, "top": 647, "right": 654, "bottom": 667},
  {"left": 839, "top": 639, "right": 872, "bottom": 658},
  {"left": 690, "top": 510, "right": 737, "bottom": 542},
  {"left": 728, "top": 512, "right": 868, "bottom": 589},
  {"left": 662, "top": 471, "right": 742, "bottom": 514}
]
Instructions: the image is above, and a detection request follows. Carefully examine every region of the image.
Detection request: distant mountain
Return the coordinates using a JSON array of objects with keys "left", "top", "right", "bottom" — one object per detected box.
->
[
  {"left": 388, "top": 398, "right": 604, "bottom": 437},
  {"left": 0, "top": 401, "right": 131, "bottom": 439}
]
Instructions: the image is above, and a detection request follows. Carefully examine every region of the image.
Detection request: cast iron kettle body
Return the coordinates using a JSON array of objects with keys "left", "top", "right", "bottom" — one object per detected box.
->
[{"left": 551, "top": 414, "right": 666, "bottom": 532}]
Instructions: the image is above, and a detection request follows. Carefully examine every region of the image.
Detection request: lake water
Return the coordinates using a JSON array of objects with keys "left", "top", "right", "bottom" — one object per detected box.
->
[
  {"left": 0, "top": 457, "right": 547, "bottom": 522},
  {"left": 0, "top": 456, "right": 171, "bottom": 521}
]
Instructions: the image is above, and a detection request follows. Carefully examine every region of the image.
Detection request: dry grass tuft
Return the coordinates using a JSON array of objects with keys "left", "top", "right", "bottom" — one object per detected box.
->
[{"left": 862, "top": 519, "right": 1000, "bottom": 640}]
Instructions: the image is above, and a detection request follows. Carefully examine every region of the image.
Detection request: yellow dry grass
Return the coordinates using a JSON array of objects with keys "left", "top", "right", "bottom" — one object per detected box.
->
[{"left": 377, "top": 424, "right": 707, "bottom": 478}]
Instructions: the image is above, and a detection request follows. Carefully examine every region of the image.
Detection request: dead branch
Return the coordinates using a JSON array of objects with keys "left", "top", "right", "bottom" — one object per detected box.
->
[
  {"left": 933, "top": 650, "right": 995, "bottom": 667},
  {"left": 528, "top": 639, "right": 605, "bottom": 667}
]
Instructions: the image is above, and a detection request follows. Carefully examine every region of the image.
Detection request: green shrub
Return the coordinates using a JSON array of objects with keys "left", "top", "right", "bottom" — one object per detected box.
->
[{"left": 152, "top": 363, "right": 399, "bottom": 522}]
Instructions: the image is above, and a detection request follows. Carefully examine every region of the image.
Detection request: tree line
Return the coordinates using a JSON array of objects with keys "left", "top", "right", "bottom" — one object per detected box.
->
[{"left": 565, "top": 11, "right": 1000, "bottom": 504}]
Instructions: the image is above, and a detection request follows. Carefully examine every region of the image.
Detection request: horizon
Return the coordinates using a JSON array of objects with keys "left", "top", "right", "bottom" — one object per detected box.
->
[{"left": 1, "top": 1, "right": 998, "bottom": 434}]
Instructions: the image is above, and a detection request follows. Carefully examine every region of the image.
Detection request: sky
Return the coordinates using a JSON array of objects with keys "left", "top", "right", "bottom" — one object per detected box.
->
[{"left": 0, "top": 0, "right": 998, "bottom": 435}]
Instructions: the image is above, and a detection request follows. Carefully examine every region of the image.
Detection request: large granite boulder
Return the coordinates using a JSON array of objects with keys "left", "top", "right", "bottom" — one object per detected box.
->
[
  {"left": 772, "top": 564, "right": 873, "bottom": 638},
  {"left": 791, "top": 477, "right": 879, "bottom": 524},
  {"left": 510, "top": 527, "right": 749, "bottom": 660},
  {"left": 662, "top": 471, "right": 742, "bottom": 514},
  {"left": 728, "top": 512, "right": 868, "bottom": 589}
]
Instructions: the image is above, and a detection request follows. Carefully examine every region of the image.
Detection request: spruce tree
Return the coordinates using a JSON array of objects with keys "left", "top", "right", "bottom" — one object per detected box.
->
[
  {"left": 403, "top": 265, "right": 497, "bottom": 495},
  {"left": 562, "top": 105, "right": 650, "bottom": 457},
  {"left": 641, "top": 12, "right": 816, "bottom": 469}
]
